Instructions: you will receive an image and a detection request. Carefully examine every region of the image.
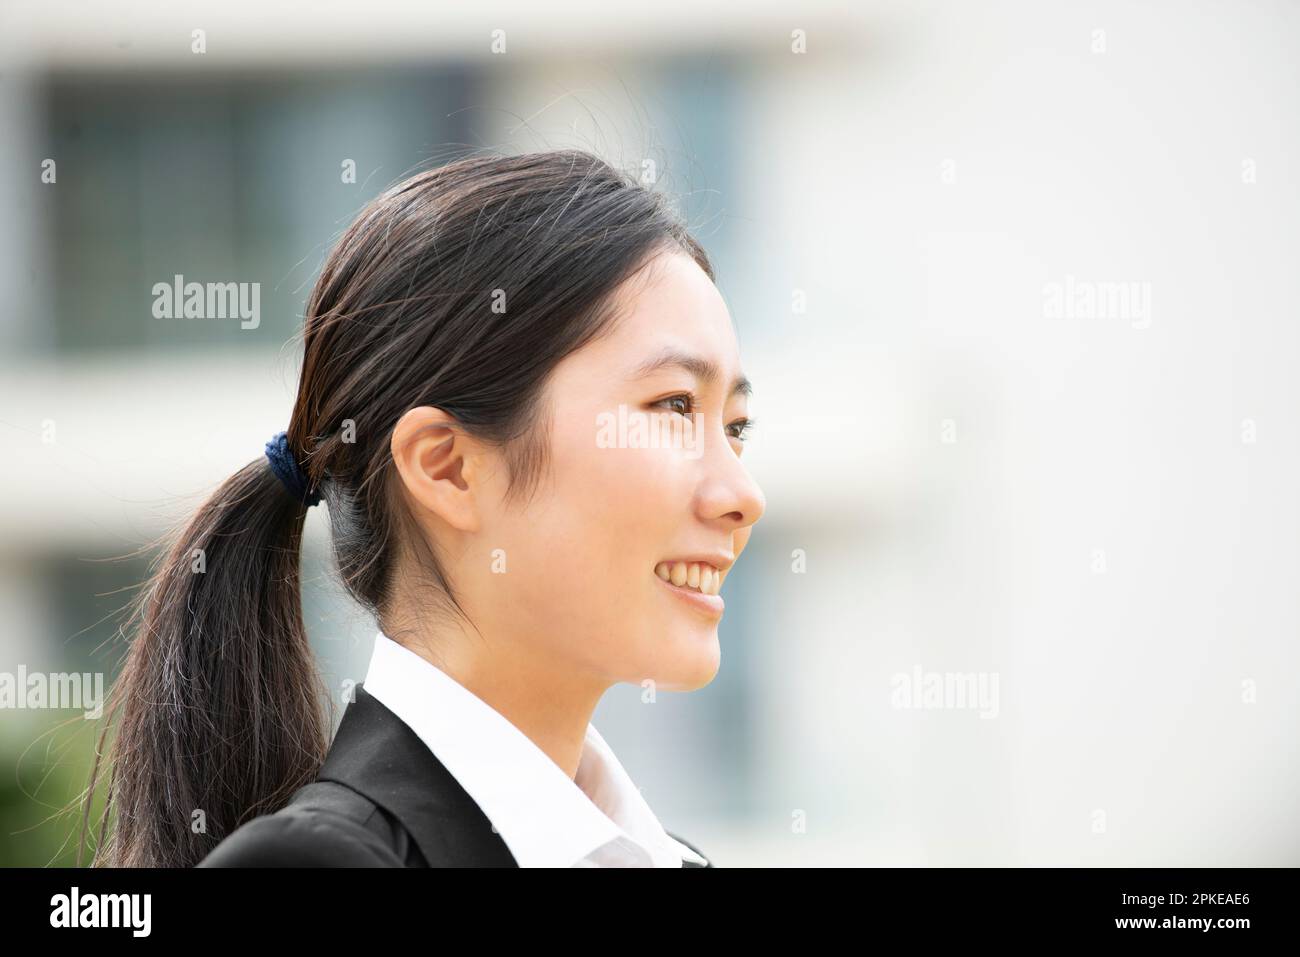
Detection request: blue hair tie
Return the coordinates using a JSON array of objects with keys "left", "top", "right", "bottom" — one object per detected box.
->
[{"left": 264, "top": 431, "right": 321, "bottom": 507}]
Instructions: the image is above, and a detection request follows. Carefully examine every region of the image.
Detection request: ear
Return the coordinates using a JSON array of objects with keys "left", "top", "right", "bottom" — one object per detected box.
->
[{"left": 390, "top": 406, "right": 486, "bottom": 533}]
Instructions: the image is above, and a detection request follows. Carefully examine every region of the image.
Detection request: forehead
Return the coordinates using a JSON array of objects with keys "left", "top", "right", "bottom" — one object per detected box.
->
[{"left": 577, "top": 250, "right": 742, "bottom": 382}]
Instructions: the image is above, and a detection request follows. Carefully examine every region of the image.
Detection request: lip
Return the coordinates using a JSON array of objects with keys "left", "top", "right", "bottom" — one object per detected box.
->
[
  {"left": 661, "top": 553, "right": 735, "bottom": 573},
  {"left": 655, "top": 571, "right": 725, "bottom": 619}
]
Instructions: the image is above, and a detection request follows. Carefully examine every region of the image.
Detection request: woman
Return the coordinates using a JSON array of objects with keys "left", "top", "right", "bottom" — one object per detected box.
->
[{"left": 83, "top": 149, "right": 765, "bottom": 867}]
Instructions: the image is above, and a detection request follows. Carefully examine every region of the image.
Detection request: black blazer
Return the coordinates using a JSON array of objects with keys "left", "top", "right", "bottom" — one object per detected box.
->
[{"left": 197, "top": 684, "right": 713, "bottom": 868}]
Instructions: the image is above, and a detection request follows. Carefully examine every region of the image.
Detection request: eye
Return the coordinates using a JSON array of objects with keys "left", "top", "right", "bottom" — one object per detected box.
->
[
  {"left": 655, "top": 392, "right": 696, "bottom": 416},
  {"left": 727, "top": 417, "right": 755, "bottom": 442},
  {"left": 655, "top": 393, "right": 755, "bottom": 444}
]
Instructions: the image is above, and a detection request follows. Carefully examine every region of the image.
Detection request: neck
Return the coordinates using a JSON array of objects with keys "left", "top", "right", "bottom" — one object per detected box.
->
[{"left": 389, "top": 614, "right": 608, "bottom": 781}]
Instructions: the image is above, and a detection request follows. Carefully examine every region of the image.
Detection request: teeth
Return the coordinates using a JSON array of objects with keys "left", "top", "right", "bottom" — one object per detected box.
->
[{"left": 654, "top": 561, "right": 723, "bottom": 596}]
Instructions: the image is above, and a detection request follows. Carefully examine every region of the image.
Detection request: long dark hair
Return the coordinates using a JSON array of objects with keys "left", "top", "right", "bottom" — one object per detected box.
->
[{"left": 82, "top": 149, "right": 714, "bottom": 867}]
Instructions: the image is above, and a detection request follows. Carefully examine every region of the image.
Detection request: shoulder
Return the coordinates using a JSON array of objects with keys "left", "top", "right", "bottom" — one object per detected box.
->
[
  {"left": 196, "top": 782, "right": 406, "bottom": 868},
  {"left": 196, "top": 807, "right": 404, "bottom": 867}
]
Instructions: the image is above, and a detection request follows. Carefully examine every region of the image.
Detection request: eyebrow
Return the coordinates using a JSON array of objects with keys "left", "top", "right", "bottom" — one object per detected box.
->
[{"left": 628, "top": 347, "right": 753, "bottom": 399}]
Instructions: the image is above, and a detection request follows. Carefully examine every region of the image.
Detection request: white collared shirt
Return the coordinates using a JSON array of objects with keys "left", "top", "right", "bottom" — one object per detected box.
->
[{"left": 360, "top": 630, "right": 709, "bottom": 868}]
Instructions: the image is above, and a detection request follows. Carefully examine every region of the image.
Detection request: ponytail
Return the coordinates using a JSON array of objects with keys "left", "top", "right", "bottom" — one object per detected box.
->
[{"left": 83, "top": 457, "right": 329, "bottom": 867}]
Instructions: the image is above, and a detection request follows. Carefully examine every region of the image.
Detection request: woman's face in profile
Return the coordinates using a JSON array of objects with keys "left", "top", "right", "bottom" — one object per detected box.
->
[{"left": 477, "top": 249, "right": 765, "bottom": 692}]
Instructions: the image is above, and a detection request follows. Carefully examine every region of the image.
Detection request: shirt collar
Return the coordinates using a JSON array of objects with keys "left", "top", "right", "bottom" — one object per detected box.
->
[{"left": 361, "top": 630, "right": 707, "bottom": 868}]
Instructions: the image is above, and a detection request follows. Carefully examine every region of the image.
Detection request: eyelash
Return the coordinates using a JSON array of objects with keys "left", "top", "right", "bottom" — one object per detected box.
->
[{"left": 655, "top": 392, "right": 755, "bottom": 442}]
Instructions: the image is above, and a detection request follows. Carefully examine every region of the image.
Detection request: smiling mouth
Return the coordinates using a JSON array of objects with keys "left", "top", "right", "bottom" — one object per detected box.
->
[{"left": 654, "top": 561, "right": 724, "bottom": 596}]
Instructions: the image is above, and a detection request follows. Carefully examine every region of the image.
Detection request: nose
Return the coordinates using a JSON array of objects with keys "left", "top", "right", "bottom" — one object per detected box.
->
[{"left": 696, "top": 440, "right": 765, "bottom": 531}]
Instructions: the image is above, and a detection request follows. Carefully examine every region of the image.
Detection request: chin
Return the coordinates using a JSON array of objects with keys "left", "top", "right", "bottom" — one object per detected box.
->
[{"left": 651, "top": 632, "right": 722, "bottom": 692}]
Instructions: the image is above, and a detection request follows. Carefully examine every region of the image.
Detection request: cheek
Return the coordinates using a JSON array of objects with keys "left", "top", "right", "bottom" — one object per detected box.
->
[
  {"left": 557, "top": 441, "right": 682, "bottom": 568},
  {"left": 556, "top": 409, "right": 686, "bottom": 531},
  {"left": 496, "top": 431, "right": 716, "bottom": 682},
  {"left": 507, "top": 431, "right": 683, "bottom": 619}
]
